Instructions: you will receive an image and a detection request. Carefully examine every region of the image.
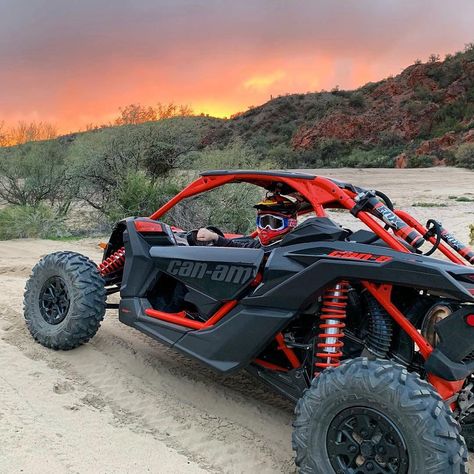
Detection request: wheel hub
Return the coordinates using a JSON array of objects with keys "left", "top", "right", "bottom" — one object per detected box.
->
[
  {"left": 39, "top": 276, "right": 70, "bottom": 325},
  {"left": 360, "top": 441, "right": 375, "bottom": 458},
  {"left": 327, "top": 406, "right": 408, "bottom": 473}
]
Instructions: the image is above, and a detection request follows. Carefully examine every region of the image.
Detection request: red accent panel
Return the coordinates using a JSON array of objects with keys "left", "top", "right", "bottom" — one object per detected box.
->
[
  {"left": 223, "top": 233, "right": 243, "bottom": 239},
  {"left": 362, "top": 281, "right": 433, "bottom": 360},
  {"left": 328, "top": 250, "right": 392, "bottom": 263},
  {"left": 134, "top": 221, "right": 163, "bottom": 233},
  {"left": 275, "top": 332, "right": 300, "bottom": 369},
  {"left": 427, "top": 374, "right": 464, "bottom": 401}
]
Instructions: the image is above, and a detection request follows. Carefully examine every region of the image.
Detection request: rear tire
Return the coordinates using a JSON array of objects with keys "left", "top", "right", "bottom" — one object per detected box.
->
[
  {"left": 461, "top": 414, "right": 474, "bottom": 452},
  {"left": 24, "top": 251, "right": 106, "bottom": 350},
  {"left": 292, "top": 358, "right": 468, "bottom": 473}
]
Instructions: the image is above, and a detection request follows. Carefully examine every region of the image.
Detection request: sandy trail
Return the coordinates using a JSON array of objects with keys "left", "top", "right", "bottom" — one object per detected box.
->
[{"left": 0, "top": 168, "right": 473, "bottom": 473}]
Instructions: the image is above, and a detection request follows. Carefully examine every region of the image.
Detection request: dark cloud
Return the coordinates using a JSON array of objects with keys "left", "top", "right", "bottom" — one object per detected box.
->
[{"left": 0, "top": 0, "right": 473, "bottom": 129}]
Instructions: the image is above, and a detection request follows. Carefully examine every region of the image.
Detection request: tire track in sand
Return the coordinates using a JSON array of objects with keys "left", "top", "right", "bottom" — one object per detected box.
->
[{"left": 0, "top": 300, "right": 296, "bottom": 473}]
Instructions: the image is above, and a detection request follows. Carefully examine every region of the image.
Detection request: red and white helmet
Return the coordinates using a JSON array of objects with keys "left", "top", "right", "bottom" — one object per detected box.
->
[{"left": 255, "top": 194, "right": 298, "bottom": 246}]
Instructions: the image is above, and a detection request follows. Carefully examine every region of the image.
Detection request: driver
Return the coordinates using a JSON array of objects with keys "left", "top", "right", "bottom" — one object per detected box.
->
[{"left": 196, "top": 194, "right": 298, "bottom": 248}]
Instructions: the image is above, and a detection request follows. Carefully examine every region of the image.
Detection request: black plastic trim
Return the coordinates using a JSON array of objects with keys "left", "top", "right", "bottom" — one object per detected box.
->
[{"left": 200, "top": 170, "right": 317, "bottom": 179}]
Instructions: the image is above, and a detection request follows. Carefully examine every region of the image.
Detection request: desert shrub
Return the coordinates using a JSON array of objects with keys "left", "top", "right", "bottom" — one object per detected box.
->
[
  {"left": 0, "top": 204, "right": 67, "bottom": 240},
  {"left": 67, "top": 122, "right": 201, "bottom": 212},
  {"left": 455, "top": 143, "right": 474, "bottom": 169},
  {"left": 378, "top": 131, "right": 405, "bottom": 147},
  {"left": 339, "top": 148, "right": 393, "bottom": 168},
  {"left": 454, "top": 196, "right": 474, "bottom": 202},
  {"left": 102, "top": 171, "right": 183, "bottom": 224},
  {"left": 277, "top": 122, "right": 298, "bottom": 140},
  {"left": 408, "top": 155, "right": 434, "bottom": 168},
  {"left": 404, "top": 101, "right": 427, "bottom": 115},
  {"left": 266, "top": 144, "right": 301, "bottom": 168},
  {"left": 317, "top": 138, "right": 351, "bottom": 166},
  {"left": 200, "top": 183, "right": 261, "bottom": 233},
  {"left": 414, "top": 86, "right": 436, "bottom": 102},
  {"left": 164, "top": 182, "right": 261, "bottom": 234},
  {"left": 0, "top": 140, "right": 70, "bottom": 209},
  {"left": 348, "top": 93, "right": 366, "bottom": 109},
  {"left": 412, "top": 202, "right": 447, "bottom": 207},
  {"left": 189, "top": 142, "right": 274, "bottom": 170}
]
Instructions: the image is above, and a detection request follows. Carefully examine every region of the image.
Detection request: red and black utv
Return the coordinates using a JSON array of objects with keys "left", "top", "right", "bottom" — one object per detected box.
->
[{"left": 24, "top": 170, "right": 474, "bottom": 473}]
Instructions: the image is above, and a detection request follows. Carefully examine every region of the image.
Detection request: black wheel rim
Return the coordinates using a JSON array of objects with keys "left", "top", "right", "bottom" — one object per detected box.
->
[
  {"left": 326, "top": 406, "right": 408, "bottom": 474},
  {"left": 39, "top": 276, "right": 70, "bottom": 325}
]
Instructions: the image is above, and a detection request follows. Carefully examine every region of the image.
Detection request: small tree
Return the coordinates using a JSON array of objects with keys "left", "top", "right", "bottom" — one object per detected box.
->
[
  {"left": 115, "top": 104, "right": 157, "bottom": 125},
  {"left": 0, "top": 141, "right": 70, "bottom": 210},
  {"left": 8, "top": 121, "right": 57, "bottom": 145},
  {"left": 0, "top": 120, "right": 8, "bottom": 146}
]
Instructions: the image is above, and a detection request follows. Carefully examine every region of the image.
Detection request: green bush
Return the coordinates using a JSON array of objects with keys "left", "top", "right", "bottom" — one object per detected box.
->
[
  {"left": 455, "top": 143, "right": 474, "bottom": 169},
  {"left": 348, "top": 93, "right": 366, "bottom": 109},
  {"left": 266, "top": 144, "right": 301, "bottom": 168},
  {"left": 0, "top": 140, "right": 70, "bottom": 208},
  {"left": 189, "top": 141, "right": 274, "bottom": 170},
  {"left": 103, "top": 171, "right": 183, "bottom": 223},
  {"left": 200, "top": 183, "right": 261, "bottom": 234},
  {"left": 408, "top": 155, "right": 434, "bottom": 168},
  {"left": 0, "top": 204, "right": 67, "bottom": 240},
  {"left": 339, "top": 148, "right": 393, "bottom": 168},
  {"left": 412, "top": 202, "right": 447, "bottom": 207},
  {"left": 67, "top": 122, "right": 200, "bottom": 212}
]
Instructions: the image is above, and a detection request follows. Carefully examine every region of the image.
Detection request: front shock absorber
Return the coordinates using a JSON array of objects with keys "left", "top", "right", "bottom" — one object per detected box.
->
[
  {"left": 315, "top": 281, "right": 349, "bottom": 374},
  {"left": 98, "top": 247, "right": 125, "bottom": 277}
]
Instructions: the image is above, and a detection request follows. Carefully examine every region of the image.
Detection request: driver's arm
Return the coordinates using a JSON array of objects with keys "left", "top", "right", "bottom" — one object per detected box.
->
[{"left": 196, "top": 228, "right": 260, "bottom": 248}]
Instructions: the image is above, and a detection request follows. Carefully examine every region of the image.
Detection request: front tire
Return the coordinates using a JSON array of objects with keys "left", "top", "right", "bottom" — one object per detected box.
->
[
  {"left": 292, "top": 358, "right": 468, "bottom": 473},
  {"left": 24, "top": 251, "right": 106, "bottom": 350}
]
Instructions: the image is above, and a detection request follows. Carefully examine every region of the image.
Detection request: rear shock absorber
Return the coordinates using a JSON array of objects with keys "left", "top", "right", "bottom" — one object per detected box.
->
[
  {"left": 98, "top": 247, "right": 125, "bottom": 277},
  {"left": 315, "top": 281, "right": 349, "bottom": 374}
]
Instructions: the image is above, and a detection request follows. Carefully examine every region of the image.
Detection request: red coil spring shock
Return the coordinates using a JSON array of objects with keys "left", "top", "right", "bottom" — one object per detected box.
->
[
  {"left": 98, "top": 247, "right": 125, "bottom": 277},
  {"left": 315, "top": 281, "right": 349, "bottom": 374}
]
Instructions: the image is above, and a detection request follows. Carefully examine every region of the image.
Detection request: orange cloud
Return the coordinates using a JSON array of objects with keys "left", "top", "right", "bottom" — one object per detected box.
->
[
  {"left": 1, "top": 1, "right": 473, "bottom": 133},
  {"left": 243, "top": 71, "right": 286, "bottom": 90}
]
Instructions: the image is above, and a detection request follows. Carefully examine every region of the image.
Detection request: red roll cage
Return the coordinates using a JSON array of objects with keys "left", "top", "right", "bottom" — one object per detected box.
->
[{"left": 150, "top": 170, "right": 468, "bottom": 266}]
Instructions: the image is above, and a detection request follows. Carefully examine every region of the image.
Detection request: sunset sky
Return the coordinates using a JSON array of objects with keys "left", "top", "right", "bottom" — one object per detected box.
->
[{"left": 1, "top": 0, "right": 473, "bottom": 132}]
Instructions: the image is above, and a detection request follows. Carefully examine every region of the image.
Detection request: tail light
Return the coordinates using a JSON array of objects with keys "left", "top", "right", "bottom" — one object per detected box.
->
[
  {"left": 466, "top": 314, "right": 474, "bottom": 327},
  {"left": 134, "top": 221, "right": 163, "bottom": 233}
]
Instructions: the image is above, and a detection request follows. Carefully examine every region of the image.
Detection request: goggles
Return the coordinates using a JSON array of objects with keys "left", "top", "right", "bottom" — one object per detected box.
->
[{"left": 256, "top": 214, "right": 296, "bottom": 231}]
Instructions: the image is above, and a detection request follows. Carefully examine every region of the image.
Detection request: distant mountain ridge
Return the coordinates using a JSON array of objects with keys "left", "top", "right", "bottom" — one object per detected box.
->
[
  {"left": 212, "top": 45, "right": 474, "bottom": 167},
  {"left": 2, "top": 46, "right": 473, "bottom": 169}
]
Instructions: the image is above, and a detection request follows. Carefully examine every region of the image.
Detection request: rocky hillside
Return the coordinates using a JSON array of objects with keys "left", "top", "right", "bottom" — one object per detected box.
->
[
  {"left": 216, "top": 45, "right": 474, "bottom": 168},
  {"left": 2, "top": 46, "right": 473, "bottom": 170}
]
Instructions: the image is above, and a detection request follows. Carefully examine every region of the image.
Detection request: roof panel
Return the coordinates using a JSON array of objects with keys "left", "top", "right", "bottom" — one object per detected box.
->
[{"left": 199, "top": 170, "right": 317, "bottom": 180}]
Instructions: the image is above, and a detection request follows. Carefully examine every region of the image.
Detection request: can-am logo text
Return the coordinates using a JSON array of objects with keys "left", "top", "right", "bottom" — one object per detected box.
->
[{"left": 167, "top": 260, "right": 253, "bottom": 284}]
